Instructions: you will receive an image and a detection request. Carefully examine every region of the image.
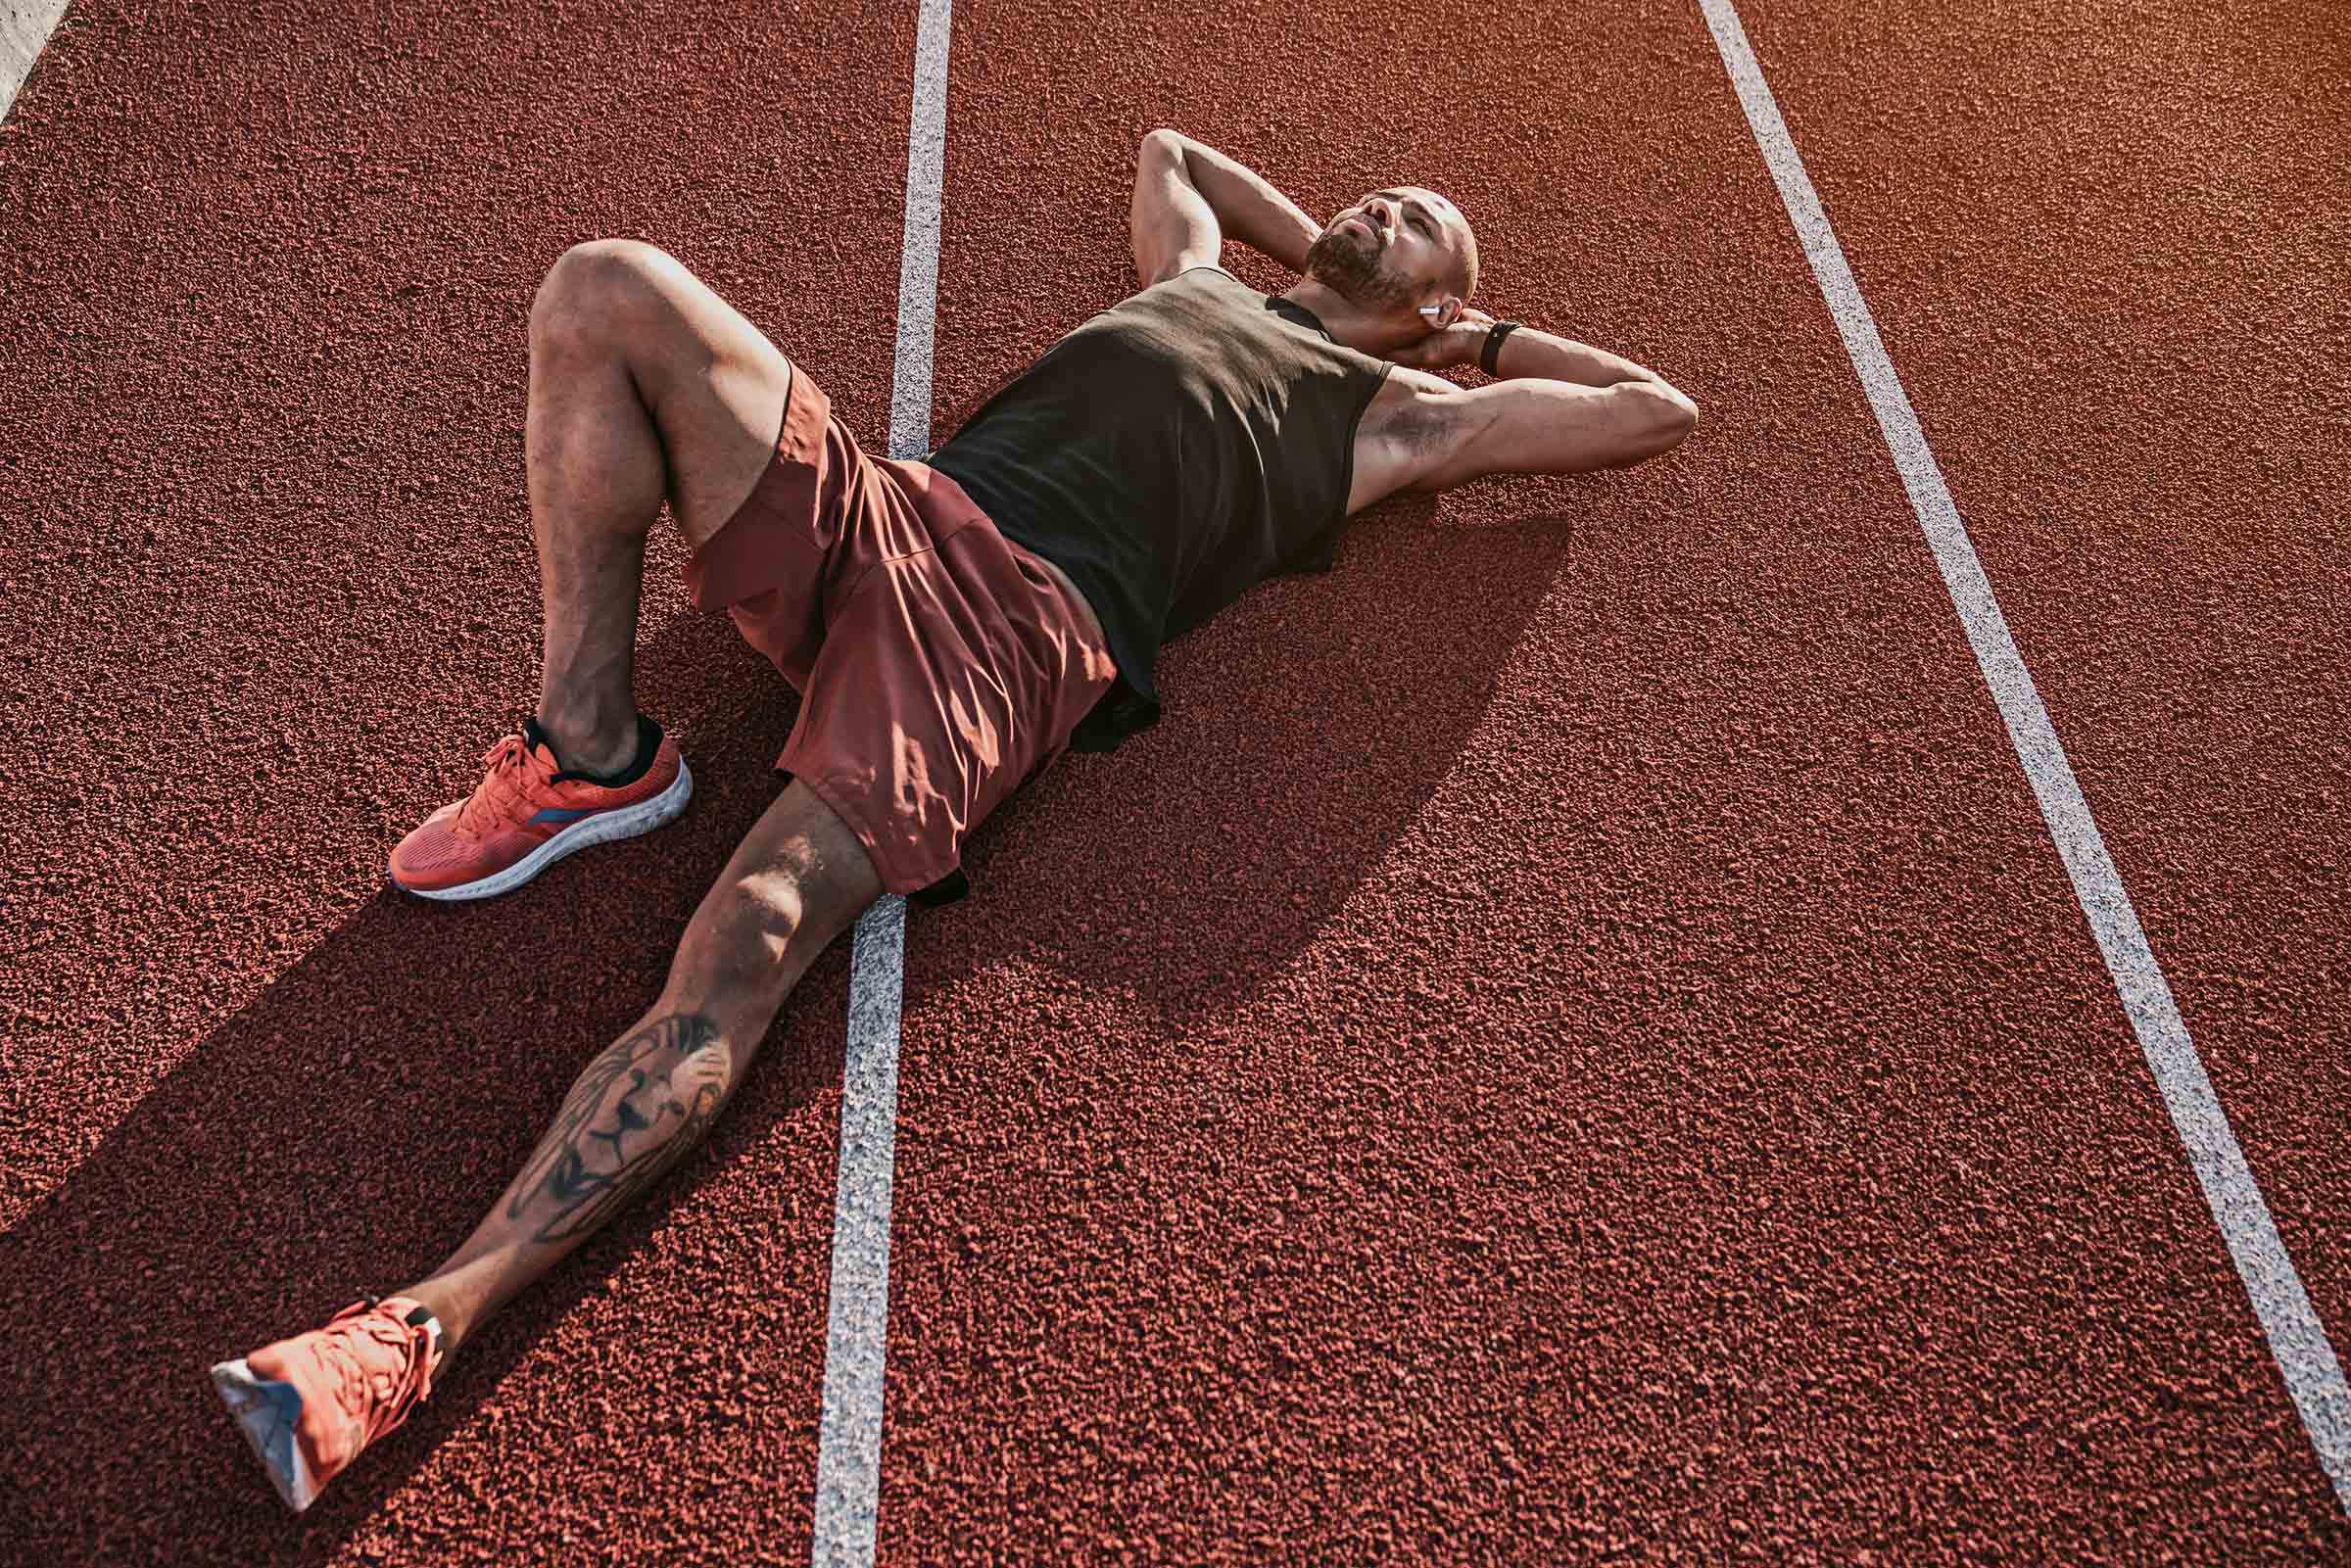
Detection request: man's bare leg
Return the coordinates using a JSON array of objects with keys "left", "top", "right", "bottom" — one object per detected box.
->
[
  {"left": 215, "top": 782, "right": 881, "bottom": 1511},
  {"left": 396, "top": 241, "right": 869, "bottom": 1342},
  {"left": 395, "top": 779, "right": 882, "bottom": 1358},
  {"left": 211, "top": 246, "right": 867, "bottom": 1511},
  {"left": 522, "top": 238, "right": 795, "bottom": 775}
]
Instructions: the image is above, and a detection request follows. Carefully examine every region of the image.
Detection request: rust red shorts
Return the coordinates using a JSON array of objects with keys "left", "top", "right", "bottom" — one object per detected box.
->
[{"left": 682, "top": 361, "right": 1118, "bottom": 905}]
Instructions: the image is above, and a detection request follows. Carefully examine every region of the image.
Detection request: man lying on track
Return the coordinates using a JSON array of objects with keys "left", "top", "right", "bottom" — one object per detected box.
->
[{"left": 209, "top": 129, "right": 1699, "bottom": 1511}]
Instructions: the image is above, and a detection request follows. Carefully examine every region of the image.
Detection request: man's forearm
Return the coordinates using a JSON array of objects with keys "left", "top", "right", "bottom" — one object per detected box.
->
[
  {"left": 1165, "top": 133, "right": 1320, "bottom": 274},
  {"left": 1491, "top": 326, "right": 1667, "bottom": 389}
]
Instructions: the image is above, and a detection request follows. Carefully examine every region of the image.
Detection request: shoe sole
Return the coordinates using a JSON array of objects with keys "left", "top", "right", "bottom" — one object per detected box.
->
[
  {"left": 396, "top": 757, "right": 695, "bottom": 902},
  {"left": 210, "top": 1356, "right": 320, "bottom": 1513}
]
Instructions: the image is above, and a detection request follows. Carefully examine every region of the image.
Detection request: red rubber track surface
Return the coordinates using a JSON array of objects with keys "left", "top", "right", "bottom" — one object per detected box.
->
[
  {"left": 1, "top": 0, "right": 2344, "bottom": 1563},
  {"left": 1736, "top": 0, "right": 2351, "bottom": 1353},
  {"left": 879, "top": 0, "right": 2346, "bottom": 1561},
  {"left": 0, "top": 1, "right": 913, "bottom": 1562}
]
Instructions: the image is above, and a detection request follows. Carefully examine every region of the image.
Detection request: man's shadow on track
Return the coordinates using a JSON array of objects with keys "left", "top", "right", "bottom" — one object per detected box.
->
[
  {"left": 0, "top": 494, "right": 1580, "bottom": 1564},
  {"left": 933, "top": 495, "right": 1581, "bottom": 1022},
  {"left": 0, "top": 605, "right": 850, "bottom": 1564}
]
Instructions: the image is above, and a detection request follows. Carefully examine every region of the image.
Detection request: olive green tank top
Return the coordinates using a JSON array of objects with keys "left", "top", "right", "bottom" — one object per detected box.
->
[{"left": 928, "top": 265, "right": 1393, "bottom": 752}]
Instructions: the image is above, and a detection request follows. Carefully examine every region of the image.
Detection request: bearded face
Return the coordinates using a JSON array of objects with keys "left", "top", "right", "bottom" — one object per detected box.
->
[{"left": 1302, "top": 215, "right": 1422, "bottom": 313}]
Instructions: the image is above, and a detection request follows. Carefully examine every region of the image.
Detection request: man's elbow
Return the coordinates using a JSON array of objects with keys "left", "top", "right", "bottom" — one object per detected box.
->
[
  {"left": 1638, "top": 379, "right": 1700, "bottom": 454},
  {"left": 1139, "top": 127, "right": 1187, "bottom": 165}
]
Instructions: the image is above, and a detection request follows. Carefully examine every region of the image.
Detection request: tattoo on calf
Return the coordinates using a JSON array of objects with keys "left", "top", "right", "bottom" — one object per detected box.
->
[{"left": 508, "top": 1013, "right": 727, "bottom": 1245}]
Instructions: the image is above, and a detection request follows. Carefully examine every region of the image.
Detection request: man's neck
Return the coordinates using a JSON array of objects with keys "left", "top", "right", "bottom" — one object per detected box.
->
[{"left": 1278, "top": 278, "right": 1415, "bottom": 358}]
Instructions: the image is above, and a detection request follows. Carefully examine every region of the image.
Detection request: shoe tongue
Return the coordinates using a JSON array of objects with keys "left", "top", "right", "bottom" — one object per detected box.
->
[{"left": 519, "top": 716, "right": 561, "bottom": 766}]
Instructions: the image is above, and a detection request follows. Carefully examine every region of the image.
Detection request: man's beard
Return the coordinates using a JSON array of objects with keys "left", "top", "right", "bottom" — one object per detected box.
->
[{"left": 1302, "top": 222, "right": 1417, "bottom": 312}]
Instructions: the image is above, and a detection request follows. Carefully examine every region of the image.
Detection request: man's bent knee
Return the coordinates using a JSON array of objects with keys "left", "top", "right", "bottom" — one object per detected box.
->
[
  {"left": 532, "top": 238, "right": 679, "bottom": 347},
  {"left": 526, "top": 236, "right": 792, "bottom": 549}
]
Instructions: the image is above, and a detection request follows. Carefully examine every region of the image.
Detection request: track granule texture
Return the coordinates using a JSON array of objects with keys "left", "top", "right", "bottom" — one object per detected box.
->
[
  {"left": 872, "top": 0, "right": 2349, "bottom": 1561},
  {"left": 1737, "top": 0, "right": 2351, "bottom": 1367},
  {"left": 1, "top": 0, "right": 915, "bottom": 1561},
  {"left": 5, "top": 0, "right": 2346, "bottom": 1561}
]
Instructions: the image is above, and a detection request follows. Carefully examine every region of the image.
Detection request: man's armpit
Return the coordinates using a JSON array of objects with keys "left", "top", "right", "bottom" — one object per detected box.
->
[
  {"left": 1372, "top": 370, "right": 1463, "bottom": 452},
  {"left": 1383, "top": 375, "right": 1510, "bottom": 492}
]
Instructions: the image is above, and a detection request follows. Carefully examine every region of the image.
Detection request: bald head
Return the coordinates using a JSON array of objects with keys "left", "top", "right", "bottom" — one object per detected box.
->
[{"left": 1407, "top": 186, "right": 1478, "bottom": 302}]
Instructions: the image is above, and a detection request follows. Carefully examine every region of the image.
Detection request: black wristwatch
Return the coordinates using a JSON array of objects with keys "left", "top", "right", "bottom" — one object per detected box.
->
[{"left": 1480, "top": 320, "right": 1524, "bottom": 377}]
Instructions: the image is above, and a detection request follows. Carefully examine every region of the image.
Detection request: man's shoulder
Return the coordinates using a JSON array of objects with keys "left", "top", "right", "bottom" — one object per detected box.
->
[
  {"left": 1148, "top": 261, "right": 1243, "bottom": 287},
  {"left": 1123, "top": 263, "right": 1251, "bottom": 305}
]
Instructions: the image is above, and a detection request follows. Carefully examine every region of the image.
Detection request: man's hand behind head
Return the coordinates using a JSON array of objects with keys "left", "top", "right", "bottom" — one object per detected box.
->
[{"left": 1381, "top": 306, "right": 1496, "bottom": 370}]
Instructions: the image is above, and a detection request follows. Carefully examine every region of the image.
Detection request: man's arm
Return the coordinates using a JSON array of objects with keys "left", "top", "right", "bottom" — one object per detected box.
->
[
  {"left": 1378, "top": 311, "right": 1700, "bottom": 494},
  {"left": 1130, "top": 129, "right": 1321, "bottom": 286},
  {"left": 1479, "top": 323, "right": 1673, "bottom": 391}
]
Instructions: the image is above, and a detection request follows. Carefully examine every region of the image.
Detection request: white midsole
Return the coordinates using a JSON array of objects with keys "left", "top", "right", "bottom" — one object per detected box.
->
[{"left": 402, "top": 758, "right": 695, "bottom": 902}]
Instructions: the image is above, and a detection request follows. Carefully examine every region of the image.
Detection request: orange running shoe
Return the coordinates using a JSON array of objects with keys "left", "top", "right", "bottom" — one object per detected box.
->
[
  {"left": 210, "top": 1296, "right": 444, "bottom": 1513},
  {"left": 389, "top": 714, "right": 692, "bottom": 900}
]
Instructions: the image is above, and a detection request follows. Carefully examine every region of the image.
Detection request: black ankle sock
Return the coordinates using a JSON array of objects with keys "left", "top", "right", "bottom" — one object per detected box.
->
[{"left": 528, "top": 713, "right": 661, "bottom": 787}]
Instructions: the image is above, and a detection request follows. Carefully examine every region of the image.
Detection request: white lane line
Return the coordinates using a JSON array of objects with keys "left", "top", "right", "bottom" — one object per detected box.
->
[
  {"left": 2, "top": 2, "right": 73, "bottom": 125},
  {"left": 1693, "top": 0, "right": 2351, "bottom": 1513},
  {"left": 884, "top": 0, "right": 952, "bottom": 470},
  {"left": 809, "top": 0, "right": 951, "bottom": 1561},
  {"left": 813, "top": 898, "right": 909, "bottom": 1567}
]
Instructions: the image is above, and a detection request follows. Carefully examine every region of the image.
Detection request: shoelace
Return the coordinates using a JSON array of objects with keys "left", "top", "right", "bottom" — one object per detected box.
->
[
  {"left": 454, "top": 734, "right": 558, "bottom": 838},
  {"left": 314, "top": 1300, "right": 436, "bottom": 1449}
]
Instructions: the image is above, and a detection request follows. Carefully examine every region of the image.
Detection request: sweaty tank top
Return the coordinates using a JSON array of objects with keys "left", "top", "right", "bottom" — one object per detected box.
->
[{"left": 927, "top": 265, "right": 1394, "bottom": 753}]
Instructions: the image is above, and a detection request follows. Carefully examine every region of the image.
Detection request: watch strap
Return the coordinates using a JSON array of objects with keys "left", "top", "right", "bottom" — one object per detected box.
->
[{"left": 1480, "top": 320, "right": 1524, "bottom": 377}]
